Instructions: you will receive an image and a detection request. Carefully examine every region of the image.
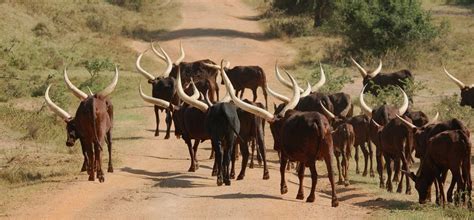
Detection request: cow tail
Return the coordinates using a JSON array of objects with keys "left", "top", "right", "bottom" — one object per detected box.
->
[
  {"left": 91, "top": 98, "right": 101, "bottom": 150},
  {"left": 347, "top": 128, "right": 354, "bottom": 159},
  {"left": 223, "top": 114, "right": 244, "bottom": 144},
  {"left": 315, "top": 119, "right": 327, "bottom": 159},
  {"left": 460, "top": 130, "right": 472, "bottom": 194}
]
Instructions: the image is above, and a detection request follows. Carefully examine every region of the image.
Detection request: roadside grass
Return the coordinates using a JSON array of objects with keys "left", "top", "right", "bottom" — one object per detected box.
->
[{"left": 0, "top": 0, "right": 180, "bottom": 215}]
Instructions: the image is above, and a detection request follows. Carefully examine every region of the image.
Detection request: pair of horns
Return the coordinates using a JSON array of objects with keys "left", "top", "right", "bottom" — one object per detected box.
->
[
  {"left": 396, "top": 112, "right": 439, "bottom": 130},
  {"left": 46, "top": 67, "right": 119, "bottom": 121},
  {"left": 359, "top": 84, "right": 409, "bottom": 117},
  {"left": 350, "top": 57, "right": 382, "bottom": 78},
  {"left": 275, "top": 62, "right": 326, "bottom": 93},
  {"left": 223, "top": 60, "right": 300, "bottom": 122},
  {"left": 443, "top": 67, "right": 473, "bottom": 89},
  {"left": 136, "top": 42, "right": 183, "bottom": 80}
]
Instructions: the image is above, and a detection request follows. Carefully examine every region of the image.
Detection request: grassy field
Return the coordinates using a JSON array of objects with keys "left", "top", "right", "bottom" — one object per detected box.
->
[
  {"left": 243, "top": 0, "right": 474, "bottom": 218},
  {"left": 0, "top": 0, "right": 180, "bottom": 214}
]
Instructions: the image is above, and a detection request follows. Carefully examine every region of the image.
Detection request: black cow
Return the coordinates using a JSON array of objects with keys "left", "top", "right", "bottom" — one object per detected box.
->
[{"left": 443, "top": 68, "right": 474, "bottom": 108}]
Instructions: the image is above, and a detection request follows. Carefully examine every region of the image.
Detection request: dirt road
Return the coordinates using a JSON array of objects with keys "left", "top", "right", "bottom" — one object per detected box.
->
[{"left": 11, "top": 1, "right": 375, "bottom": 219}]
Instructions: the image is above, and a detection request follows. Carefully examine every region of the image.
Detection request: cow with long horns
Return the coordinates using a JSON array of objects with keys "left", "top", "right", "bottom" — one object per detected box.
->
[
  {"left": 359, "top": 84, "right": 410, "bottom": 189},
  {"left": 443, "top": 68, "right": 474, "bottom": 108},
  {"left": 222, "top": 62, "right": 339, "bottom": 207},
  {"left": 351, "top": 58, "right": 413, "bottom": 98},
  {"left": 45, "top": 67, "right": 118, "bottom": 182},
  {"left": 136, "top": 42, "right": 220, "bottom": 138}
]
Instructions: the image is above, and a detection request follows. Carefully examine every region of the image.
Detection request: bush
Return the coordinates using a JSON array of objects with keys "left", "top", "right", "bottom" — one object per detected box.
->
[
  {"left": 86, "top": 15, "right": 107, "bottom": 32},
  {"left": 434, "top": 94, "right": 474, "bottom": 129},
  {"left": 331, "top": 0, "right": 440, "bottom": 57},
  {"left": 106, "top": 0, "right": 144, "bottom": 11},
  {"left": 310, "top": 64, "right": 353, "bottom": 94}
]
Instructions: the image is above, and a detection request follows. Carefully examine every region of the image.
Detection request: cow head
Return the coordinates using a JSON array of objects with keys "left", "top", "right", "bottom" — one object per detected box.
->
[
  {"left": 46, "top": 67, "right": 119, "bottom": 147},
  {"left": 350, "top": 57, "right": 382, "bottom": 82},
  {"left": 402, "top": 170, "right": 431, "bottom": 204},
  {"left": 443, "top": 68, "right": 474, "bottom": 108}
]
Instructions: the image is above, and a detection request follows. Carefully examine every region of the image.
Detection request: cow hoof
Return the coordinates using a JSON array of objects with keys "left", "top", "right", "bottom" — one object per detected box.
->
[
  {"left": 154, "top": 133, "right": 159, "bottom": 137},
  {"left": 296, "top": 193, "right": 304, "bottom": 200},
  {"left": 406, "top": 190, "right": 411, "bottom": 195},
  {"left": 396, "top": 187, "right": 402, "bottom": 193},
  {"left": 370, "top": 172, "right": 375, "bottom": 177},
  {"left": 217, "top": 178, "right": 223, "bottom": 186},
  {"left": 224, "top": 179, "right": 231, "bottom": 186},
  {"left": 230, "top": 173, "right": 236, "bottom": 179},
  {"left": 164, "top": 134, "right": 170, "bottom": 139},
  {"left": 356, "top": 169, "right": 360, "bottom": 174},
  {"left": 362, "top": 171, "right": 367, "bottom": 176},
  {"left": 98, "top": 176, "right": 105, "bottom": 183},
  {"left": 387, "top": 187, "right": 393, "bottom": 193},
  {"left": 263, "top": 171, "right": 270, "bottom": 180},
  {"left": 306, "top": 195, "right": 315, "bottom": 203},
  {"left": 447, "top": 196, "right": 453, "bottom": 203},
  {"left": 249, "top": 163, "right": 254, "bottom": 169},
  {"left": 211, "top": 170, "right": 218, "bottom": 176},
  {"left": 281, "top": 185, "right": 288, "bottom": 195},
  {"left": 467, "top": 201, "right": 472, "bottom": 209},
  {"left": 237, "top": 174, "right": 244, "bottom": 180},
  {"left": 332, "top": 199, "right": 339, "bottom": 207},
  {"left": 379, "top": 183, "right": 385, "bottom": 189},
  {"left": 108, "top": 167, "right": 114, "bottom": 173}
]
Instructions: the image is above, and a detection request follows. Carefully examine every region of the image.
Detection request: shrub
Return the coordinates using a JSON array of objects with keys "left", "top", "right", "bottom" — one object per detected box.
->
[
  {"left": 434, "top": 94, "right": 474, "bottom": 129},
  {"left": 86, "top": 15, "right": 106, "bottom": 32},
  {"left": 331, "top": 0, "right": 440, "bottom": 57},
  {"left": 310, "top": 64, "right": 353, "bottom": 94},
  {"left": 266, "top": 16, "right": 313, "bottom": 37},
  {"left": 106, "top": 0, "right": 144, "bottom": 11}
]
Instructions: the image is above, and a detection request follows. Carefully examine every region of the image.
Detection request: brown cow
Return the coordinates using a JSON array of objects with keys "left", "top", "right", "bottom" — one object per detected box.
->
[
  {"left": 405, "top": 129, "right": 472, "bottom": 207},
  {"left": 347, "top": 114, "right": 374, "bottom": 177},
  {"left": 45, "top": 67, "right": 118, "bottom": 182},
  {"left": 331, "top": 120, "right": 355, "bottom": 186},
  {"left": 222, "top": 65, "right": 338, "bottom": 207},
  {"left": 443, "top": 68, "right": 474, "bottom": 108}
]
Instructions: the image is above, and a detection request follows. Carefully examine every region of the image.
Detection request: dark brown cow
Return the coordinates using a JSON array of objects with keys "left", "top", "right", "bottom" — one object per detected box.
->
[
  {"left": 397, "top": 114, "right": 470, "bottom": 203},
  {"left": 404, "top": 110, "right": 429, "bottom": 128},
  {"left": 332, "top": 121, "right": 355, "bottom": 186},
  {"left": 45, "top": 68, "right": 118, "bottom": 182},
  {"left": 443, "top": 68, "right": 474, "bottom": 108},
  {"left": 371, "top": 117, "right": 413, "bottom": 194},
  {"left": 405, "top": 129, "right": 472, "bottom": 207},
  {"left": 231, "top": 99, "right": 269, "bottom": 180},
  {"left": 347, "top": 114, "right": 374, "bottom": 177},
  {"left": 136, "top": 43, "right": 220, "bottom": 138},
  {"left": 351, "top": 58, "right": 413, "bottom": 98},
  {"left": 222, "top": 66, "right": 338, "bottom": 207},
  {"left": 328, "top": 92, "right": 353, "bottom": 118},
  {"left": 359, "top": 84, "right": 410, "bottom": 188}
]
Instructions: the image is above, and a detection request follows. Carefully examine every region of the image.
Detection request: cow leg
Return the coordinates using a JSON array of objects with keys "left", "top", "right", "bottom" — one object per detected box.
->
[
  {"left": 342, "top": 151, "right": 350, "bottom": 186},
  {"left": 106, "top": 130, "right": 113, "bottom": 173},
  {"left": 192, "top": 140, "right": 200, "bottom": 170},
  {"left": 237, "top": 140, "right": 250, "bottom": 180},
  {"left": 164, "top": 109, "right": 172, "bottom": 139},
  {"left": 368, "top": 141, "right": 375, "bottom": 177},
  {"left": 324, "top": 149, "right": 339, "bottom": 207},
  {"left": 212, "top": 138, "right": 224, "bottom": 186},
  {"left": 402, "top": 154, "right": 411, "bottom": 195},
  {"left": 436, "top": 174, "right": 446, "bottom": 207},
  {"left": 296, "top": 163, "right": 305, "bottom": 200},
  {"left": 86, "top": 143, "right": 95, "bottom": 181},
  {"left": 261, "top": 85, "right": 268, "bottom": 109},
  {"left": 252, "top": 88, "right": 257, "bottom": 103},
  {"left": 354, "top": 144, "right": 360, "bottom": 174},
  {"left": 249, "top": 139, "right": 255, "bottom": 169},
  {"left": 453, "top": 168, "right": 464, "bottom": 206},
  {"left": 79, "top": 139, "right": 88, "bottom": 172},
  {"left": 184, "top": 138, "right": 196, "bottom": 172},
  {"left": 230, "top": 142, "right": 236, "bottom": 179},
  {"left": 154, "top": 106, "right": 160, "bottom": 137},
  {"left": 256, "top": 127, "right": 269, "bottom": 180},
  {"left": 335, "top": 152, "right": 343, "bottom": 185},
  {"left": 393, "top": 159, "right": 400, "bottom": 183},
  {"left": 384, "top": 155, "right": 393, "bottom": 193},
  {"left": 94, "top": 143, "right": 105, "bottom": 183},
  {"left": 307, "top": 162, "right": 318, "bottom": 203},
  {"left": 280, "top": 154, "right": 288, "bottom": 195},
  {"left": 360, "top": 143, "right": 370, "bottom": 176},
  {"left": 224, "top": 135, "right": 235, "bottom": 186},
  {"left": 376, "top": 148, "right": 385, "bottom": 188}
]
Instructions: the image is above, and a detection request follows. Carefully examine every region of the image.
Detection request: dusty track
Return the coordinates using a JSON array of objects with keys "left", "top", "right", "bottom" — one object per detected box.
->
[{"left": 11, "top": 1, "right": 376, "bottom": 219}]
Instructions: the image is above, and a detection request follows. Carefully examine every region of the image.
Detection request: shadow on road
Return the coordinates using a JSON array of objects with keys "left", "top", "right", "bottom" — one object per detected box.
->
[
  {"left": 353, "top": 198, "right": 417, "bottom": 211},
  {"left": 156, "top": 28, "right": 269, "bottom": 41},
  {"left": 195, "top": 192, "right": 283, "bottom": 200}
]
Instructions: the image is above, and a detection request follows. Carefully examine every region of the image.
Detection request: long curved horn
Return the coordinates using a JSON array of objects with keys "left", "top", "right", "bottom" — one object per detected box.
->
[
  {"left": 350, "top": 57, "right": 367, "bottom": 77},
  {"left": 150, "top": 42, "right": 167, "bottom": 62},
  {"left": 301, "top": 81, "right": 312, "bottom": 97},
  {"left": 203, "top": 62, "right": 221, "bottom": 69},
  {"left": 426, "top": 112, "right": 439, "bottom": 126},
  {"left": 139, "top": 84, "right": 170, "bottom": 108},
  {"left": 266, "top": 85, "right": 290, "bottom": 103},
  {"left": 369, "top": 60, "right": 382, "bottom": 77},
  {"left": 176, "top": 71, "right": 208, "bottom": 112},
  {"left": 371, "top": 119, "right": 382, "bottom": 128},
  {"left": 275, "top": 62, "right": 304, "bottom": 93},
  {"left": 87, "top": 87, "right": 93, "bottom": 96},
  {"left": 205, "top": 90, "right": 213, "bottom": 107},
  {"left": 219, "top": 90, "right": 231, "bottom": 103},
  {"left": 443, "top": 67, "right": 466, "bottom": 89},
  {"left": 136, "top": 49, "right": 155, "bottom": 81},
  {"left": 64, "top": 68, "right": 88, "bottom": 100},
  {"left": 320, "top": 101, "right": 335, "bottom": 119},
  {"left": 174, "top": 41, "right": 185, "bottom": 65},
  {"left": 396, "top": 114, "right": 417, "bottom": 129},
  {"left": 45, "top": 85, "right": 72, "bottom": 121},
  {"left": 279, "top": 71, "right": 301, "bottom": 116},
  {"left": 189, "top": 79, "right": 200, "bottom": 100},
  {"left": 397, "top": 87, "right": 409, "bottom": 115},
  {"left": 222, "top": 60, "right": 274, "bottom": 121},
  {"left": 156, "top": 44, "right": 173, "bottom": 77},
  {"left": 97, "top": 66, "right": 119, "bottom": 97},
  {"left": 312, "top": 63, "right": 326, "bottom": 92},
  {"left": 359, "top": 84, "right": 372, "bottom": 117}
]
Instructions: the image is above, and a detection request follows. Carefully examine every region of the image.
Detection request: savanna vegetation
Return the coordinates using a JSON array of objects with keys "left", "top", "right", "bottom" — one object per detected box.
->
[
  {"left": 245, "top": 0, "right": 474, "bottom": 218},
  {"left": 0, "top": 0, "right": 180, "bottom": 213}
]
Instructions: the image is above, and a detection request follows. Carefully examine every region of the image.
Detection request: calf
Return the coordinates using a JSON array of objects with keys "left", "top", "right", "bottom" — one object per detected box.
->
[
  {"left": 332, "top": 122, "right": 355, "bottom": 186},
  {"left": 405, "top": 130, "right": 472, "bottom": 207}
]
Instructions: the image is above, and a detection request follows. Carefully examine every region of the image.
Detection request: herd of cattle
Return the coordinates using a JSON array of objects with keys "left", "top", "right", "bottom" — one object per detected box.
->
[{"left": 44, "top": 42, "right": 473, "bottom": 208}]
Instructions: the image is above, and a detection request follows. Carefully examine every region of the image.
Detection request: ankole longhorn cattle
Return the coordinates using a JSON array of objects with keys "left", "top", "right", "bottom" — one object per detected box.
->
[
  {"left": 45, "top": 67, "right": 118, "bottom": 182},
  {"left": 359, "top": 84, "right": 410, "bottom": 189},
  {"left": 221, "top": 62, "right": 339, "bottom": 207},
  {"left": 350, "top": 58, "right": 413, "bottom": 98},
  {"left": 443, "top": 68, "right": 474, "bottom": 108},
  {"left": 136, "top": 42, "right": 220, "bottom": 138}
]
